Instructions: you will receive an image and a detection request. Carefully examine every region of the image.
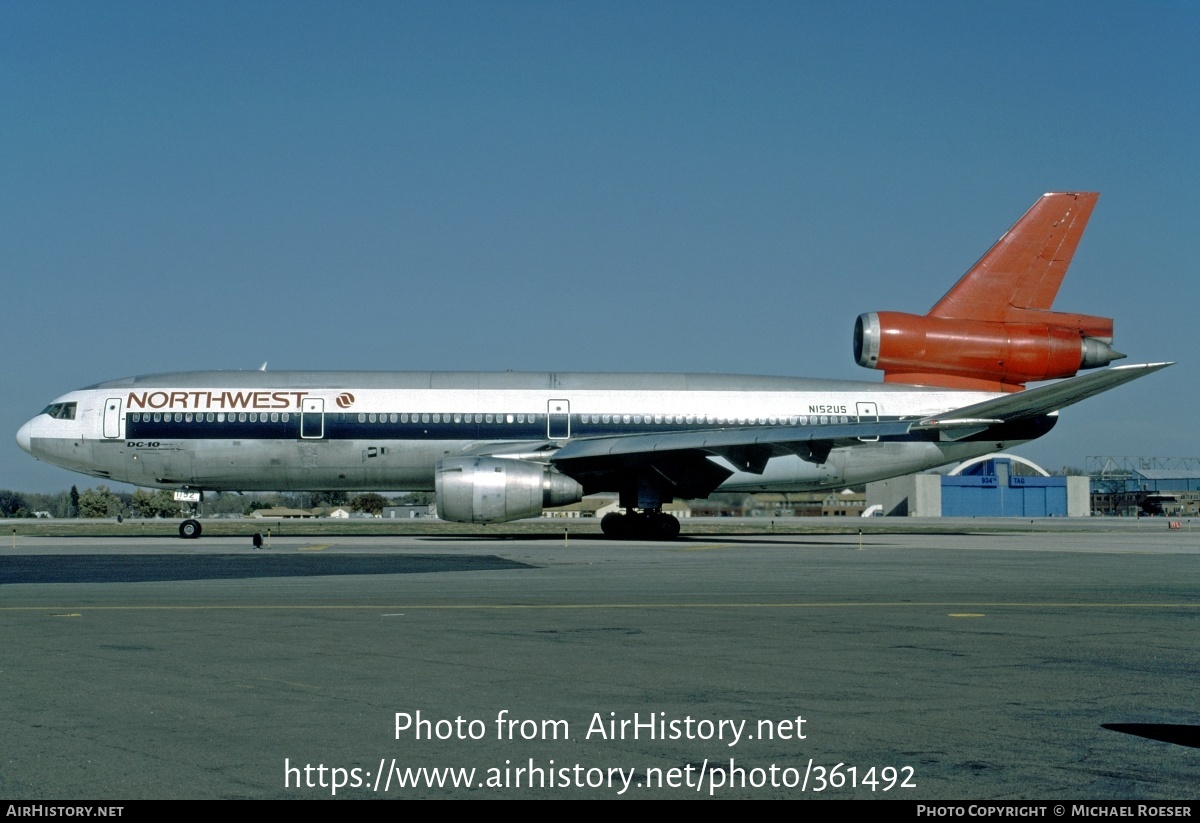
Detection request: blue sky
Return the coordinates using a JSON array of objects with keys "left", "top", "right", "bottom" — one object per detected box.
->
[{"left": 3, "top": 1, "right": 1197, "bottom": 492}]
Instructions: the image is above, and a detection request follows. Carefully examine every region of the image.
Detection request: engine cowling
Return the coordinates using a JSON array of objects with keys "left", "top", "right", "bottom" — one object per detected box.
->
[
  {"left": 854, "top": 311, "right": 1123, "bottom": 391},
  {"left": 435, "top": 457, "right": 583, "bottom": 524}
]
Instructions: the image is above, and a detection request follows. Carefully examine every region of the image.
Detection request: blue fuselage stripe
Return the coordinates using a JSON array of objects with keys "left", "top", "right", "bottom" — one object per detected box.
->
[{"left": 123, "top": 413, "right": 911, "bottom": 442}]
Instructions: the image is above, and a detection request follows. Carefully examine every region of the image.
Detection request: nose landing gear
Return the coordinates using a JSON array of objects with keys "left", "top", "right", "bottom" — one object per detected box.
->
[{"left": 175, "top": 489, "right": 204, "bottom": 539}]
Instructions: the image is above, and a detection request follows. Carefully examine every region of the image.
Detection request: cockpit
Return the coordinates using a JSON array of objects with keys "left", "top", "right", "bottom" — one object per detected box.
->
[{"left": 41, "top": 402, "right": 77, "bottom": 420}]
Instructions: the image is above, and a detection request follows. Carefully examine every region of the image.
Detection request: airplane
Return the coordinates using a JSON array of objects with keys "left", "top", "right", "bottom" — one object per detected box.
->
[{"left": 16, "top": 192, "right": 1169, "bottom": 539}]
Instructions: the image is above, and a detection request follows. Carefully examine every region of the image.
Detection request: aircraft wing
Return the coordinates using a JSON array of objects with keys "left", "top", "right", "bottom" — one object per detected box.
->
[
  {"left": 912, "top": 362, "right": 1173, "bottom": 430},
  {"left": 548, "top": 419, "right": 915, "bottom": 498},
  {"left": 547, "top": 362, "right": 1171, "bottom": 498}
]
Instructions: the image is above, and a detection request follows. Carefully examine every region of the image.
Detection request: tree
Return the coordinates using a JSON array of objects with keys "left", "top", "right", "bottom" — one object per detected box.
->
[
  {"left": 70, "top": 485, "right": 80, "bottom": 517},
  {"left": 279, "top": 492, "right": 312, "bottom": 510},
  {"left": 395, "top": 492, "right": 435, "bottom": 506},
  {"left": 308, "top": 491, "right": 348, "bottom": 508},
  {"left": 78, "top": 486, "right": 125, "bottom": 518},
  {"left": 129, "top": 489, "right": 181, "bottom": 518},
  {"left": 0, "top": 490, "right": 29, "bottom": 518},
  {"left": 351, "top": 493, "right": 388, "bottom": 516},
  {"left": 245, "top": 500, "right": 273, "bottom": 516},
  {"left": 201, "top": 492, "right": 255, "bottom": 517},
  {"left": 23, "top": 490, "right": 73, "bottom": 518}
]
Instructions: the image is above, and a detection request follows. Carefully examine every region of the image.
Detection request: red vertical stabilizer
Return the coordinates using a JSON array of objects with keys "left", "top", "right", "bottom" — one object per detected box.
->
[{"left": 853, "top": 192, "right": 1123, "bottom": 392}]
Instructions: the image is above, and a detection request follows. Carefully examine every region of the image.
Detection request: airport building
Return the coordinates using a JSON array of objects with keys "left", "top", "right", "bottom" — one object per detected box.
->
[
  {"left": 744, "top": 490, "right": 867, "bottom": 517},
  {"left": 867, "top": 454, "right": 1089, "bottom": 517},
  {"left": 382, "top": 505, "right": 434, "bottom": 519},
  {"left": 1087, "top": 457, "right": 1200, "bottom": 517},
  {"left": 685, "top": 491, "right": 866, "bottom": 517}
]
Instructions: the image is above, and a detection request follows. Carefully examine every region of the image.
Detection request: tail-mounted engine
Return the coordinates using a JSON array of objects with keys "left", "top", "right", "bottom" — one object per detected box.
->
[
  {"left": 853, "top": 192, "right": 1127, "bottom": 391},
  {"left": 435, "top": 457, "right": 583, "bottom": 523},
  {"left": 854, "top": 311, "right": 1123, "bottom": 392}
]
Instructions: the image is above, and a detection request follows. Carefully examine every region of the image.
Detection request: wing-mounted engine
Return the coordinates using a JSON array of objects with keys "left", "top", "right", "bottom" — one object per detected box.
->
[
  {"left": 853, "top": 191, "right": 1125, "bottom": 392},
  {"left": 435, "top": 457, "right": 583, "bottom": 524},
  {"left": 854, "top": 310, "right": 1123, "bottom": 392}
]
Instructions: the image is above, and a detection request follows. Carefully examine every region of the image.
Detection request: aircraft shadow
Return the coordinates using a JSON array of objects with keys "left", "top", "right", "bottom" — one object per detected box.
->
[
  {"left": 0, "top": 554, "right": 533, "bottom": 584},
  {"left": 1102, "top": 723, "right": 1200, "bottom": 749}
]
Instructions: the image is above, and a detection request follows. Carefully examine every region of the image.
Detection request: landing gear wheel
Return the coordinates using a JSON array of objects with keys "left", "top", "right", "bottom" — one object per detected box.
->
[
  {"left": 179, "top": 519, "right": 202, "bottom": 539},
  {"left": 601, "top": 511, "right": 680, "bottom": 540},
  {"left": 600, "top": 512, "right": 628, "bottom": 539},
  {"left": 649, "top": 512, "right": 681, "bottom": 540}
]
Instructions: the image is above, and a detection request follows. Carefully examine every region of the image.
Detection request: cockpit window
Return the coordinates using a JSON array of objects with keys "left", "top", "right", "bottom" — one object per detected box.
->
[{"left": 41, "top": 402, "right": 77, "bottom": 420}]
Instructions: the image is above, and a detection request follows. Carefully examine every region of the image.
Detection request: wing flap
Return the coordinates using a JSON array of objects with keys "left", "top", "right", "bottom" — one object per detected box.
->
[{"left": 550, "top": 419, "right": 916, "bottom": 464}]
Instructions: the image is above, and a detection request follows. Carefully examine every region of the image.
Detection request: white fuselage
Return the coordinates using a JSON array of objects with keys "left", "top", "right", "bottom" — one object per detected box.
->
[{"left": 16, "top": 370, "right": 1050, "bottom": 495}]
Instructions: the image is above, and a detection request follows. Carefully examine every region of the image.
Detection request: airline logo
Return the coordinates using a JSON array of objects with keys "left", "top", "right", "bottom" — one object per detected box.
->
[
  {"left": 336, "top": 392, "right": 355, "bottom": 408},
  {"left": 127, "top": 390, "right": 312, "bottom": 411}
]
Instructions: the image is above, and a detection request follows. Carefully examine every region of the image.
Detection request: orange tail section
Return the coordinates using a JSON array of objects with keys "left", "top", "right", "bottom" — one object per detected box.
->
[{"left": 853, "top": 192, "right": 1124, "bottom": 392}]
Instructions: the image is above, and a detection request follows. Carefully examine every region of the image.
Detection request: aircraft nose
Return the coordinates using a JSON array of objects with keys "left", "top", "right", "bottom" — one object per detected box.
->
[{"left": 16, "top": 420, "right": 34, "bottom": 455}]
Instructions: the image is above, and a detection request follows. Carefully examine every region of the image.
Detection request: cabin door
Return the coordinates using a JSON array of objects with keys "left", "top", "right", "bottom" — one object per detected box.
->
[
  {"left": 103, "top": 397, "right": 123, "bottom": 439},
  {"left": 547, "top": 399, "right": 570, "bottom": 439},
  {"left": 301, "top": 398, "right": 325, "bottom": 439},
  {"left": 856, "top": 401, "right": 879, "bottom": 442}
]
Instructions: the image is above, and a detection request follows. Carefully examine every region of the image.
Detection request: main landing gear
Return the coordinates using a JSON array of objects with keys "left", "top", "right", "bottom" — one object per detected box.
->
[{"left": 600, "top": 510, "right": 681, "bottom": 540}]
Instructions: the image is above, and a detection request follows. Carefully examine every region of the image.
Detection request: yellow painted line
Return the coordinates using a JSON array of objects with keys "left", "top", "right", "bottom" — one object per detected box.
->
[
  {"left": 297, "top": 544, "right": 332, "bottom": 552},
  {"left": 949, "top": 613, "right": 986, "bottom": 618},
  {"left": 675, "top": 544, "right": 741, "bottom": 551},
  {"left": 50, "top": 613, "right": 81, "bottom": 618},
  {"left": 3, "top": 602, "right": 1199, "bottom": 613}
]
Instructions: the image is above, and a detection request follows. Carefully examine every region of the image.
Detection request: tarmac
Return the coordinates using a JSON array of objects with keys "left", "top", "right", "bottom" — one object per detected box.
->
[{"left": 2, "top": 522, "right": 1198, "bottom": 799}]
